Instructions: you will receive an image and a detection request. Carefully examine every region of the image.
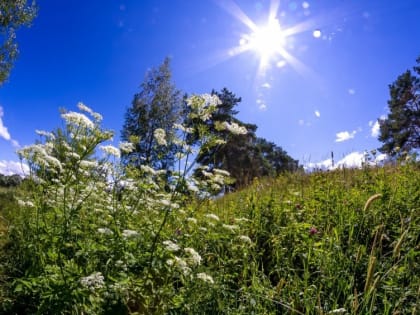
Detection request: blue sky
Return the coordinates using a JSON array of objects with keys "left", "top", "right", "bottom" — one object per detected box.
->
[{"left": 1, "top": 0, "right": 420, "bottom": 175}]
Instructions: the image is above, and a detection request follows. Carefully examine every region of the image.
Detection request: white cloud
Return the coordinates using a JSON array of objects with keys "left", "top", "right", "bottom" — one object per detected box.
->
[
  {"left": 261, "top": 82, "right": 271, "bottom": 89},
  {"left": 0, "top": 106, "right": 11, "bottom": 141},
  {"left": 335, "top": 130, "right": 356, "bottom": 142},
  {"left": 314, "top": 110, "right": 320, "bottom": 118},
  {"left": 298, "top": 119, "right": 304, "bottom": 126},
  {"left": 11, "top": 139, "right": 20, "bottom": 148},
  {"left": 0, "top": 160, "right": 29, "bottom": 176},
  {"left": 348, "top": 88, "right": 356, "bottom": 95},
  {"left": 370, "top": 120, "right": 380, "bottom": 137},
  {"left": 335, "top": 152, "right": 365, "bottom": 168},
  {"left": 276, "top": 60, "right": 286, "bottom": 68},
  {"left": 259, "top": 103, "right": 267, "bottom": 111},
  {"left": 305, "top": 151, "right": 389, "bottom": 171}
]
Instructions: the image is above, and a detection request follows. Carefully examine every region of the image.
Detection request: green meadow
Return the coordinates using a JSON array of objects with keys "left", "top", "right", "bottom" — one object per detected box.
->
[{"left": 1, "top": 160, "right": 418, "bottom": 314}]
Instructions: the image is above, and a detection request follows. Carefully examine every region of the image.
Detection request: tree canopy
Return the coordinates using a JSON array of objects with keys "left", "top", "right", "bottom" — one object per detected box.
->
[
  {"left": 121, "top": 57, "right": 183, "bottom": 170},
  {"left": 378, "top": 55, "right": 420, "bottom": 155},
  {"left": 0, "top": 0, "right": 37, "bottom": 85}
]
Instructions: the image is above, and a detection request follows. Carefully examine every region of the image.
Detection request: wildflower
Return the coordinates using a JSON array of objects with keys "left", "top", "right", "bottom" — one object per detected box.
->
[
  {"left": 154, "top": 128, "right": 167, "bottom": 146},
  {"left": 196, "top": 272, "right": 214, "bottom": 284},
  {"left": 80, "top": 160, "right": 97, "bottom": 168},
  {"left": 98, "top": 227, "right": 113, "bottom": 235},
  {"left": 122, "top": 229, "right": 139, "bottom": 239},
  {"left": 184, "top": 247, "right": 202, "bottom": 266},
  {"left": 187, "top": 217, "right": 197, "bottom": 224},
  {"left": 100, "top": 145, "right": 120, "bottom": 158},
  {"left": 238, "top": 235, "right": 252, "bottom": 244},
  {"left": 80, "top": 272, "right": 105, "bottom": 291},
  {"left": 213, "top": 168, "right": 230, "bottom": 176},
  {"left": 175, "top": 256, "right": 191, "bottom": 275},
  {"left": 35, "top": 129, "right": 55, "bottom": 139},
  {"left": 328, "top": 308, "right": 346, "bottom": 314},
  {"left": 61, "top": 111, "right": 94, "bottom": 129},
  {"left": 163, "top": 240, "right": 180, "bottom": 252},
  {"left": 119, "top": 141, "right": 135, "bottom": 153},
  {"left": 223, "top": 121, "right": 247, "bottom": 135},
  {"left": 309, "top": 226, "right": 318, "bottom": 235},
  {"left": 140, "top": 165, "right": 156, "bottom": 175},
  {"left": 205, "top": 213, "right": 220, "bottom": 221},
  {"left": 222, "top": 224, "right": 239, "bottom": 233}
]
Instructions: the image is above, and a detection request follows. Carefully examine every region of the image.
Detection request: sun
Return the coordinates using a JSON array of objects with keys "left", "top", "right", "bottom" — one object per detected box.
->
[
  {"left": 219, "top": 0, "right": 317, "bottom": 78},
  {"left": 240, "top": 17, "right": 286, "bottom": 67}
]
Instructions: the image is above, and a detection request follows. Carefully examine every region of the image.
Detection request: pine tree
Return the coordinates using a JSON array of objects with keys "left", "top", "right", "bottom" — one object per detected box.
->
[
  {"left": 378, "top": 55, "right": 420, "bottom": 155},
  {"left": 121, "top": 58, "right": 182, "bottom": 170}
]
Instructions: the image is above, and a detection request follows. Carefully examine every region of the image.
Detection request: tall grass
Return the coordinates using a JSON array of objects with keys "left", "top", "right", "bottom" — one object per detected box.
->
[{"left": 0, "top": 102, "right": 419, "bottom": 314}]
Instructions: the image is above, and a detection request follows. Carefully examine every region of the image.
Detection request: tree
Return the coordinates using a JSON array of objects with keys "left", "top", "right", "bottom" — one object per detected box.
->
[
  {"left": 0, "top": 0, "right": 37, "bottom": 85},
  {"left": 121, "top": 57, "right": 183, "bottom": 170},
  {"left": 378, "top": 55, "right": 420, "bottom": 155},
  {"left": 194, "top": 88, "right": 298, "bottom": 188}
]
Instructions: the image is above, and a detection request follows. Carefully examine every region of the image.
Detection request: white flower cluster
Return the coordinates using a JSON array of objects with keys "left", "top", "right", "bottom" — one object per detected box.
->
[
  {"left": 222, "top": 224, "right": 239, "bottom": 233},
  {"left": 61, "top": 111, "right": 95, "bottom": 129},
  {"left": 80, "top": 272, "right": 105, "bottom": 291},
  {"left": 187, "top": 94, "right": 221, "bottom": 121},
  {"left": 122, "top": 229, "right": 139, "bottom": 239},
  {"left": 19, "top": 144, "right": 63, "bottom": 173},
  {"left": 153, "top": 128, "right": 167, "bottom": 146},
  {"left": 166, "top": 256, "right": 191, "bottom": 275},
  {"left": 184, "top": 247, "right": 202, "bottom": 266},
  {"left": 77, "top": 102, "right": 103, "bottom": 122},
  {"left": 196, "top": 272, "right": 214, "bottom": 284},
  {"left": 97, "top": 227, "right": 113, "bottom": 235},
  {"left": 223, "top": 121, "right": 247, "bottom": 135},
  {"left": 100, "top": 145, "right": 120, "bottom": 158},
  {"left": 35, "top": 129, "right": 55, "bottom": 140},
  {"left": 163, "top": 240, "right": 180, "bottom": 252},
  {"left": 119, "top": 141, "right": 135, "bottom": 153},
  {"left": 17, "top": 199, "right": 35, "bottom": 208},
  {"left": 205, "top": 213, "right": 220, "bottom": 221}
]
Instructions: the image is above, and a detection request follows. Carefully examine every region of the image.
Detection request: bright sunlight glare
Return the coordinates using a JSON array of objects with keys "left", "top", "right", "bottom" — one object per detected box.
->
[{"left": 242, "top": 17, "right": 286, "bottom": 66}]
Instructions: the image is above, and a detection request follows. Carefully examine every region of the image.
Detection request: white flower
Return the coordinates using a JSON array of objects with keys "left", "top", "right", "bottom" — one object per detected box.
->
[
  {"left": 97, "top": 227, "right": 113, "bottom": 235},
  {"left": 222, "top": 224, "right": 239, "bottom": 233},
  {"left": 223, "top": 121, "right": 247, "bottom": 135},
  {"left": 186, "top": 217, "right": 197, "bottom": 224},
  {"left": 175, "top": 256, "right": 191, "bottom": 275},
  {"left": 238, "top": 235, "right": 252, "bottom": 244},
  {"left": 80, "top": 160, "right": 97, "bottom": 168},
  {"left": 184, "top": 247, "right": 202, "bottom": 266},
  {"left": 122, "top": 229, "right": 139, "bottom": 239},
  {"left": 213, "top": 168, "right": 230, "bottom": 176},
  {"left": 163, "top": 240, "right": 180, "bottom": 252},
  {"left": 205, "top": 213, "right": 220, "bottom": 221},
  {"left": 61, "top": 111, "right": 94, "bottom": 129},
  {"left": 154, "top": 128, "right": 167, "bottom": 146},
  {"left": 100, "top": 145, "right": 120, "bottom": 158},
  {"left": 140, "top": 165, "right": 156, "bottom": 175},
  {"left": 328, "top": 308, "right": 347, "bottom": 314},
  {"left": 35, "top": 130, "right": 55, "bottom": 139},
  {"left": 77, "top": 103, "right": 103, "bottom": 122},
  {"left": 119, "top": 141, "right": 135, "bottom": 153},
  {"left": 80, "top": 272, "right": 105, "bottom": 291},
  {"left": 196, "top": 272, "right": 214, "bottom": 284}
]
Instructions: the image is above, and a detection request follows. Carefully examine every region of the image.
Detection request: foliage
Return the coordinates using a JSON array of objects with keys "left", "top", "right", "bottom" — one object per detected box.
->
[
  {"left": 0, "top": 0, "right": 37, "bottom": 85},
  {"left": 378, "top": 55, "right": 420, "bottom": 155},
  {"left": 1, "top": 102, "right": 419, "bottom": 314},
  {"left": 193, "top": 88, "right": 298, "bottom": 189},
  {"left": 121, "top": 57, "right": 183, "bottom": 170},
  {"left": 0, "top": 174, "right": 22, "bottom": 187}
]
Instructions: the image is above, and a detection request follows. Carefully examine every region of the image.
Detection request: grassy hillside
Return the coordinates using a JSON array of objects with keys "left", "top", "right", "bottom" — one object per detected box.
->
[{"left": 0, "top": 162, "right": 419, "bottom": 314}]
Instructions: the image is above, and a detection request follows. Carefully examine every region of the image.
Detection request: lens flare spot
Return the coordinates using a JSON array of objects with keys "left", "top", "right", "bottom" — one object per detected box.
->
[{"left": 313, "top": 29, "right": 322, "bottom": 38}]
